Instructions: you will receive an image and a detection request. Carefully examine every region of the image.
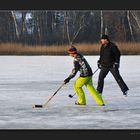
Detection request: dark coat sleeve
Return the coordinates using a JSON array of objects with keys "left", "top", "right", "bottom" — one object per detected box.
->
[
  {"left": 68, "top": 60, "right": 79, "bottom": 79},
  {"left": 98, "top": 45, "right": 103, "bottom": 63},
  {"left": 112, "top": 45, "right": 121, "bottom": 64}
]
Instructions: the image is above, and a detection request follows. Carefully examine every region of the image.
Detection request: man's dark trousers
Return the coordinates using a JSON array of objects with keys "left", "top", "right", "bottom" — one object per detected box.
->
[{"left": 97, "top": 66, "right": 129, "bottom": 94}]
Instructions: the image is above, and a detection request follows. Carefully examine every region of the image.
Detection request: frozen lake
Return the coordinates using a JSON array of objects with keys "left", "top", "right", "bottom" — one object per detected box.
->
[{"left": 0, "top": 55, "right": 140, "bottom": 129}]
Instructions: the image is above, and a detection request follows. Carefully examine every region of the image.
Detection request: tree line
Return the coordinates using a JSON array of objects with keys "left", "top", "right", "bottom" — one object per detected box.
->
[{"left": 0, "top": 10, "right": 140, "bottom": 45}]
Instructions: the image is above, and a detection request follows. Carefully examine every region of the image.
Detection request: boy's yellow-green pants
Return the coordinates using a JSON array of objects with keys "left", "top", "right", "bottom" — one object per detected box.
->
[{"left": 74, "top": 76, "right": 104, "bottom": 106}]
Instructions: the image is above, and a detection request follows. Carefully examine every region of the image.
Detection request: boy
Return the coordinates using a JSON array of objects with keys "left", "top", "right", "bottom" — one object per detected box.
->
[{"left": 64, "top": 46, "right": 105, "bottom": 106}]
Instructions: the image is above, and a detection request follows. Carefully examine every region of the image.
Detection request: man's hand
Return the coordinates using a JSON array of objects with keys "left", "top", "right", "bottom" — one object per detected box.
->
[
  {"left": 113, "top": 62, "right": 119, "bottom": 69},
  {"left": 97, "top": 60, "right": 101, "bottom": 69},
  {"left": 64, "top": 77, "right": 70, "bottom": 84}
]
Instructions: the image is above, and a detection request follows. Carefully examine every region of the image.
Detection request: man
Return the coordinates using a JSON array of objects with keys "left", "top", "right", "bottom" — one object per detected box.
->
[
  {"left": 97, "top": 34, "right": 129, "bottom": 96},
  {"left": 64, "top": 46, "right": 105, "bottom": 106}
]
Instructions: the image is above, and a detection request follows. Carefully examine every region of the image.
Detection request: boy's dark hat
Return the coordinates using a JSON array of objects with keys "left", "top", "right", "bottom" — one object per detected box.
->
[{"left": 68, "top": 46, "right": 77, "bottom": 54}]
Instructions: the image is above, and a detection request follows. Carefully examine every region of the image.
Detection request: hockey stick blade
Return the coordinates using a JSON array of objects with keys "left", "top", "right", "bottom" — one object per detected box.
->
[
  {"left": 32, "top": 104, "right": 43, "bottom": 108},
  {"left": 68, "top": 94, "right": 73, "bottom": 98},
  {"left": 68, "top": 93, "right": 75, "bottom": 98}
]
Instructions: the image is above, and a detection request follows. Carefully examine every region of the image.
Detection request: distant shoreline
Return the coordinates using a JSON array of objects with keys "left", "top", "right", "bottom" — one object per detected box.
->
[{"left": 0, "top": 43, "right": 140, "bottom": 55}]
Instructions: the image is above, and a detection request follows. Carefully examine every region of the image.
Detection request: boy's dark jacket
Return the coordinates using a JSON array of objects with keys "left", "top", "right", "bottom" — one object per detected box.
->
[{"left": 68, "top": 53, "right": 93, "bottom": 79}]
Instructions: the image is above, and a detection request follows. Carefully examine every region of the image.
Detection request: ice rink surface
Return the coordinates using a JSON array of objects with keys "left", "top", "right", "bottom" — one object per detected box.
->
[{"left": 0, "top": 55, "right": 139, "bottom": 129}]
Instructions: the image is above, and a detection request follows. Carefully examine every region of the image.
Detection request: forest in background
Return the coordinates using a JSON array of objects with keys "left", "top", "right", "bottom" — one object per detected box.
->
[
  {"left": 0, "top": 10, "right": 140, "bottom": 55},
  {"left": 0, "top": 10, "right": 140, "bottom": 45}
]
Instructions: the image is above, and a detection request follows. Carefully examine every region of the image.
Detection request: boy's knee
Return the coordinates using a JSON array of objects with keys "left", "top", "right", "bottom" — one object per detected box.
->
[
  {"left": 75, "top": 84, "right": 82, "bottom": 89},
  {"left": 74, "top": 81, "right": 82, "bottom": 88}
]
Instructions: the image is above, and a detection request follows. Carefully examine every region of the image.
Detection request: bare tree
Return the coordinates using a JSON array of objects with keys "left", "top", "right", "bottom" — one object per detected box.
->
[
  {"left": 32, "top": 11, "right": 42, "bottom": 44},
  {"left": 64, "top": 11, "right": 87, "bottom": 45},
  {"left": 127, "top": 10, "right": 134, "bottom": 41},
  {"left": 130, "top": 11, "right": 140, "bottom": 30},
  {"left": 100, "top": 10, "right": 104, "bottom": 37},
  {"left": 62, "top": 12, "right": 67, "bottom": 43},
  {"left": 65, "top": 12, "right": 71, "bottom": 44},
  {"left": 20, "top": 11, "right": 28, "bottom": 43},
  {"left": 105, "top": 27, "right": 108, "bottom": 35},
  {"left": 11, "top": 11, "right": 19, "bottom": 40},
  {"left": 71, "top": 15, "right": 86, "bottom": 44}
]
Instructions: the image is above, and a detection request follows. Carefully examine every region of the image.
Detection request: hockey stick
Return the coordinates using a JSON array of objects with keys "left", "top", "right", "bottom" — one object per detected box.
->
[
  {"left": 68, "top": 68, "right": 99, "bottom": 98},
  {"left": 33, "top": 82, "right": 65, "bottom": 108},
  {"left": 68, "top": 93, "right": 76, "bottom": 98}
]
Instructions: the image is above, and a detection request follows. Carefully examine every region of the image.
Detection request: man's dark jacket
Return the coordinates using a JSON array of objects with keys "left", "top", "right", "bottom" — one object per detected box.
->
[{"left": 98, "top": 42, "right": 121, "bottom": 68}]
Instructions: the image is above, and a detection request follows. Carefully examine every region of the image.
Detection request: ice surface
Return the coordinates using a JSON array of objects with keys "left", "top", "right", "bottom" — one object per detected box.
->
[{"left": 0, "top": 55, "right": 140, "bottom": 129}]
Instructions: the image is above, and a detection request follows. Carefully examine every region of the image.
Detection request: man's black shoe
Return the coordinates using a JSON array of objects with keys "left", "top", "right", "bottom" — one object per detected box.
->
[{"left": 123, "top": 90, "right": 128, "bottom": 97}]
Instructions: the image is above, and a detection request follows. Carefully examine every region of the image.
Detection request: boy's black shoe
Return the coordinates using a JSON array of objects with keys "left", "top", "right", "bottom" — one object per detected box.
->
[{"left": 75, "top": 101, "right": 86, "bottom": 105}]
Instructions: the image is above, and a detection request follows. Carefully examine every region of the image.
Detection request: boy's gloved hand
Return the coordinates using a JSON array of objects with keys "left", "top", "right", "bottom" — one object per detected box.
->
[{"left": 64, "top": 77, "right": 70, "bottom": 84}]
